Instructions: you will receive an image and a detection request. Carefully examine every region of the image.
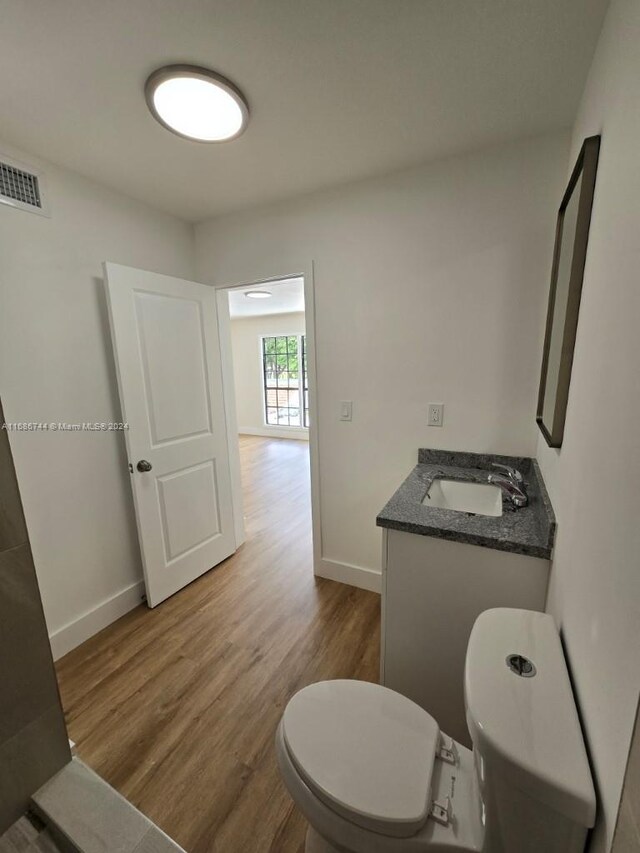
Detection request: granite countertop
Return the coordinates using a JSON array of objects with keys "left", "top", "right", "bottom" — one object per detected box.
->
[{"left": 376, "top": 448, "right": 556, "bottom": 559}]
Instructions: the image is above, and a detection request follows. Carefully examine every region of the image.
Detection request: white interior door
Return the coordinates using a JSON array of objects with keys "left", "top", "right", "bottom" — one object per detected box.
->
[{"left": 104, "top": 262, "right": 236, "bottom": 607}]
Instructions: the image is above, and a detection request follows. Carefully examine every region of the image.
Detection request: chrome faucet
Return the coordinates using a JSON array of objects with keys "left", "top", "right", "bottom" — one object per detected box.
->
[{"left": 487, "top": 463, "right": 528, "bottom": 508}]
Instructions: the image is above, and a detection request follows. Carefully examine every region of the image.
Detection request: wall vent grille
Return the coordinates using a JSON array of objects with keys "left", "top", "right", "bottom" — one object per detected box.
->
[{"left": 0, "top": 162, "right": 42, "bottom": 209}]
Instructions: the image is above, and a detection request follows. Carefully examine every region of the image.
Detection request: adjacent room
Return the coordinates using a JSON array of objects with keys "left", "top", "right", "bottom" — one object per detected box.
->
[
  {"left": 228, "top": 278, "right": 309, "bottom": 438},
  {"left": 1, "top": 2, "right": 639, "bottom": 853},
  {"left": 224, "top": 275, "right": 312, "bottom": 588}
]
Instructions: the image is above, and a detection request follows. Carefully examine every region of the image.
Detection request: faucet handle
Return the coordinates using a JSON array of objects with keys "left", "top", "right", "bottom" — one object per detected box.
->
[{"left": 491, "top": 462, "right": 523, "bottom": 483}]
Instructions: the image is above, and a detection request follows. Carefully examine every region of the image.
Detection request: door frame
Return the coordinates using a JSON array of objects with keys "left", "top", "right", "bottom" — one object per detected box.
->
[{"left": 215, "top": 264, "right": 323, "bottom": 577}]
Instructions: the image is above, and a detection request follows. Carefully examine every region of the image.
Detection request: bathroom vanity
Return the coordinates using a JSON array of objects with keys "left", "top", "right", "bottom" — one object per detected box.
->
[{"left": 376, "top": 449, "right": 555, "bottom": 747}]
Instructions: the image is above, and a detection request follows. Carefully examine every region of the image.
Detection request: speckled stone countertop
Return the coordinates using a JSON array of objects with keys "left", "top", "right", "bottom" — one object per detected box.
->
[{"left": 376, "top": 449, "right": 556, "bottom": 559}]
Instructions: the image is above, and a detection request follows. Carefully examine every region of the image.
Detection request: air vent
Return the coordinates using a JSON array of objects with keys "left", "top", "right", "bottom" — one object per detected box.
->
[
  {"left": 0, "top": 154, "right": 49, "bottom": 216},
  {"left": 1, "top": 162, "right": 41, "bottom": 207}
]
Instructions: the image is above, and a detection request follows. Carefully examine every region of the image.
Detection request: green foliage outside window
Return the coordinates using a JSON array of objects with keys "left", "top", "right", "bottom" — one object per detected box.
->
[{"left": 263, "top": 335, "right": 299, "bottom": 383}]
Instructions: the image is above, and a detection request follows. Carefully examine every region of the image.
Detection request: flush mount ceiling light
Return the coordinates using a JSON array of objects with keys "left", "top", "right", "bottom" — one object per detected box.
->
[
  {"left": 145, "top": 65, "right": 249, "bottom": 142},
  {"left": 245, "top": 290, "right": 272, "bottom": 299}
]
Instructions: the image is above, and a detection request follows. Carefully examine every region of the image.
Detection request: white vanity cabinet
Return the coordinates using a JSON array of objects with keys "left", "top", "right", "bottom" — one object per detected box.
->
[{"left": 380, "top": 528, "right": 550, "bottom": 747}]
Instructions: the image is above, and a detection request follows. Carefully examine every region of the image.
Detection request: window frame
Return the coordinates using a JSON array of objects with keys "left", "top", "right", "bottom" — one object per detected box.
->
[{"left": 260, "top": 333, "right": 308, "bottom": 430}]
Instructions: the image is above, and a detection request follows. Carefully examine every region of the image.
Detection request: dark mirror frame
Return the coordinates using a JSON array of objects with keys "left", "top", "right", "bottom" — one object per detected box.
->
[{"left": 537, "top": 135, "right": 601, "bottom": 448}]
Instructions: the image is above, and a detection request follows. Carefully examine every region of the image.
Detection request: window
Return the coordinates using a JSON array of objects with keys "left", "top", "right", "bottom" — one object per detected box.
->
[{"left": 262, "top": 335, "right": 309, "bottom": 428}]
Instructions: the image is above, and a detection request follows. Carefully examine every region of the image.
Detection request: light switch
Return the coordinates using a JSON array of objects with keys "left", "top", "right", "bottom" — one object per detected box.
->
[
  {"left": 428, "top": 403, "right": 444, "bottom": 427},
  {"left": 340, "top": 401, "right": 353, "bottom": 421}
]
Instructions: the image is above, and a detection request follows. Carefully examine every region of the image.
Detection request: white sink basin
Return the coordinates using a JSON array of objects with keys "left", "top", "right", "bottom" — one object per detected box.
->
[{"left": 422, "top": 479, "right": 503, "bottom": 517}]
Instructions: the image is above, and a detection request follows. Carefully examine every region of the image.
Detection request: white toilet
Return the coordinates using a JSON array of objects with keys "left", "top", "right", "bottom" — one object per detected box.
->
[{"left": 276, "top": 608, "right": 596, "bottom": 853}]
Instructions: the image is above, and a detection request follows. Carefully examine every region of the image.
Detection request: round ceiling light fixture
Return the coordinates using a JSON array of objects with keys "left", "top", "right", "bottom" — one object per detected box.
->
[
  {"left": 145, "top": 64, "right": 249, "bottom": 142},
  {"left": 245, "top": 290, "right": 272, "bottom": 299}
]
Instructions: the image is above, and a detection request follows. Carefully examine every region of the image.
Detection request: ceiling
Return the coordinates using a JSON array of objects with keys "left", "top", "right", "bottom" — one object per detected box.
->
[
  {"left": 0, "top": 0, "right": 608, "bottom": 222},
  {"left": 228, "top": 278, "right": 305, "bottom": 319}
]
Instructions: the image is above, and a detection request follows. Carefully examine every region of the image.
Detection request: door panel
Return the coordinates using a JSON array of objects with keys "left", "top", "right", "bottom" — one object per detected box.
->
[
  {"left": 104, "top": 262, "right": 236, "bottom": 607},
  {"left": 135, "top": 291, "right": 213, "bottom": 444},
  {"left": 157, "top": 460, "right": 221, "bottom": 562}
]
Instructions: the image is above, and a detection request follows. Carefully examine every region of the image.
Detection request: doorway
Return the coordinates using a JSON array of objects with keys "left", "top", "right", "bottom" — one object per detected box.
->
[
  {"left": 103, "top": 262, "right": 320, "bottom": 613},
  {"left": 217, "top": 275, "right": 316, "bottom": 559}
]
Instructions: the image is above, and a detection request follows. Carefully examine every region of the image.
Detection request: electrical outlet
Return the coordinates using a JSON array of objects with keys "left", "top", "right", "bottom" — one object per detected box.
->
[
  {"left": 428, "top": 403, "right": 444, "bottom": 427},
  {"left": 340, "top": 401, "right": 353, "bottom": 421}
]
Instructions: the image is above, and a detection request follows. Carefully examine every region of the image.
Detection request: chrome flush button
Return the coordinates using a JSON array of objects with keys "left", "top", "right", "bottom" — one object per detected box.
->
[{"left": 506, "top": 654, "right": 536, "bottom": 677}]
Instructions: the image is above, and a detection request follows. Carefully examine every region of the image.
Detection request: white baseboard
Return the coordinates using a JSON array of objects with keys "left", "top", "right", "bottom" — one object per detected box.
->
[
  {"left": 49, "top": 579, "right": 145, "bottom": 661},
  {"left": 238, "top": 426, "right": 309, "bottom": 441},
  {"left": 315, "top": 558, "right": 382, "bottom": 594}
]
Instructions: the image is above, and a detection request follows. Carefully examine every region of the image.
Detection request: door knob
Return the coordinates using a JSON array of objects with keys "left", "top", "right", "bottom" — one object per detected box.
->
[{"left": 136, "top": 459, "right": 152, "bottom": 472}]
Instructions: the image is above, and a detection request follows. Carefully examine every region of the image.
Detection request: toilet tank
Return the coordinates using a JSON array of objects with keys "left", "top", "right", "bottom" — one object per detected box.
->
[{"left": 464, "top": 608, "right": 596, "bottom": 853}]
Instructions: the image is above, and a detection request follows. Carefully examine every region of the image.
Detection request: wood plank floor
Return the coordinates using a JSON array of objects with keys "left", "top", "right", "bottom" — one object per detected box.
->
[{"left": 55, "top": 436, "right": 380, "bottom": 853}]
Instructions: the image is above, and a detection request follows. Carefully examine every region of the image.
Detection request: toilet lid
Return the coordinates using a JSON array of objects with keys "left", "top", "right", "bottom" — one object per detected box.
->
[{"left": 282, "top": 680, "right": 440, "bottom": 838}]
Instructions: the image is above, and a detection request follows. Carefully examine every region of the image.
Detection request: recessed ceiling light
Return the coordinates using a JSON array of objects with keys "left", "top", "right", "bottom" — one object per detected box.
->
[
  {"left": 145, "top": 65, "right": 249, "bottom": 142},
  {"left": 245, "top": 290, "right": 272, "bottom": 299}
]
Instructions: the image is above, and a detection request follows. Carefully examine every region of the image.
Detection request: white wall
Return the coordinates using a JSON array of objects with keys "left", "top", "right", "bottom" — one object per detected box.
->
[
  {"left": 535, "top": 2, "right": 640, "bottom": 850},
  {"left": 0, "top": 141, "right": 194, "bottom": 657},
  {"left": 230, "top": 311, "right": 308, "bottom": 440},
  {"left": 196, "top": 133, "right": 568, "bottom": 581}
]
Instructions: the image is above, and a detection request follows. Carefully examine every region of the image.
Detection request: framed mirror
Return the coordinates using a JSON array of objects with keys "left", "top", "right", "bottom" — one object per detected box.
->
[{"left": 537, "top": 135, "right": 601, "bottom": 448}]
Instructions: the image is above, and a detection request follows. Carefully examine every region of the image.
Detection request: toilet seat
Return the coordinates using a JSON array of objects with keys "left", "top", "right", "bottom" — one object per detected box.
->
[{"left": 281, "top": 680, "right": 441, "bottom": 839}]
